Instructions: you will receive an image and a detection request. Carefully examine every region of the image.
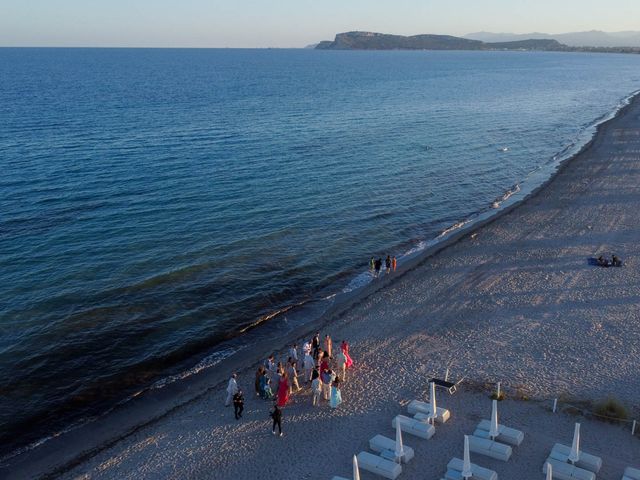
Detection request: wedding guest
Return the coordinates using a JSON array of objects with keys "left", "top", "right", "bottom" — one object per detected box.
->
[
  {"left": 270, "top": 405, "right": 283, "bottom": 436},
  {"left": 323, "top": 334, "right": 333, "bottom": 358},
  {"left": 233, "top": 389, "right": 244, "bottom": 419},
  {"left": 225, "top": 373, "right": 238, "bottom": 407},
  {"left": 311, "top": 369, "right": 322, "bottom": 406},
  {"left": 302, "top": 352, "right": 314, "bottom": 384},
  {"left": 330, "top": 377, "right": 342, "bottom": 409}
]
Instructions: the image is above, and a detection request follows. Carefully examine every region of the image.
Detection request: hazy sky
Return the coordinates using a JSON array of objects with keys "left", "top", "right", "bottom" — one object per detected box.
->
[{"left": 2, "top": 0, "right": 639, "bottom": 47}]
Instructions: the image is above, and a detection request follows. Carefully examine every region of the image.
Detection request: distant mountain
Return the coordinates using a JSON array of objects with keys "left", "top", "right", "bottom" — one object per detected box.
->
[
  {"left": 316, "top": 32, "right": 565, "bottom": 52},
  {"left": 316, "top": 32, "right": 484, "bottom": 50},
  {"left": 465, "top": 30, "right": 640, "bottom": 48}
]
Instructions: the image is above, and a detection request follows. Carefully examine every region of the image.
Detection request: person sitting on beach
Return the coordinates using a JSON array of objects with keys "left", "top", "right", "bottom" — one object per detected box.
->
[
  {"left": 612, "top": 255, "right": 622, "bottom": 267},
  {"left": 311, "top": 369, "right": 322, "bottom": 406},
  {"left": 330, "top": 377, "right": 342, "bottom": 409},
  {"left": 597, "top": 255, "right": 610, "bottom": 267}
]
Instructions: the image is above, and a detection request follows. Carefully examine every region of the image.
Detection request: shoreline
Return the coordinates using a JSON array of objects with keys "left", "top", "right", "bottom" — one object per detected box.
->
[{"left": 3, "top": 90, "right": 640, "bottom": 478}]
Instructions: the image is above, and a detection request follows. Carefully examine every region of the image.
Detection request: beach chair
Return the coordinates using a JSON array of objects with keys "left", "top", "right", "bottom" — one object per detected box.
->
[
  {"left": 408, "top": 399, "right": 451, "bottom": 423},
  {"left": 474, "top": 419, "right": 524, "bottom": 446},
  {"left": 543, "top": 457, "right": 595, "bottom": 480},
  {"left": 392, "top": 414, "right": 435, "bottom": 439},
  {"left": 444, "top": 457, "right": 498, "bottom": 480},
  {"left": 369, "top": 434, "right": 415, "bottom": 463},
  {"left": 356, "top": 451, "right": 402, "bottom": 479},
  {"left": 331, "top": 477, "right": 349, "bottom": 480},
  {"left": 468, "top": 435, "right": 512, "bottom": 461},
  {"left": 623, "top": 467, "right": 640, "bottom": 480},
  {"left": 550, "top": 443, "right": 602, "bottom": 473},
  {"left": 430, "top": 377, "right": 457, "bottom": 394}
]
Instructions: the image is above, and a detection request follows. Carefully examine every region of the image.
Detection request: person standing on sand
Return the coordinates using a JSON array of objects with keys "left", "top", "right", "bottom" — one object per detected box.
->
[
  {"left": 311, "top": 369, "right": 322, "bottom": 406},
  {"left": 312, "top": 332, "right": 320, "bottom": 359},
  {"left": 335, "top": 348, "right": 347, "bottom": 381},
  {"left": 392, "top": 256, "right": 397, "bottom": 272},
  {"left": 277, "top": 372, "right": 289, "bottom": 407},
  {"left": 233, "top": 389, "right": 244, "bottom": 419},
  {"left": 270, "top": 405, "right": 283, "bottom": 436},
  {"left": 303, "top": 352, "right": 314, "bottom": 384},
  {"left": 260, "top": 370, "right": 273, "bottom": 399},
  {"left": 341, "top": 340, "right": 354, "bottom": 369},
  {"left": 323, "top": 334, "right": 333, "bottom": 358},
  {"left": 289, "top": 344, "right": 298, "bottom": 368},
  {"left": 302, "top": 340, "right": 311, "bottom": 359},
  {"left": 255, "top": 366, "right": 265, "bottom": 397},
  {"left": 321, "top": 366, "right": 333, "bottom": 401},
  {"left": 330, "top": 377, "right": 342, "bottom": 408},
  {"left": 225, "top": 373, "right": 238, "bottom": 407},
  {"left": 287, "top": 358, "right": 300, "bottom": 393},
  {"left": 385, "top": 255, "right": 391, "bottom": 273}
]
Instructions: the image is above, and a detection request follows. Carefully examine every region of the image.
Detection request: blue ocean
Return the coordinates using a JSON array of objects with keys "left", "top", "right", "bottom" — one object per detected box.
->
[{"left": 1, "top": 48, "right": 639, "bottom": 453}]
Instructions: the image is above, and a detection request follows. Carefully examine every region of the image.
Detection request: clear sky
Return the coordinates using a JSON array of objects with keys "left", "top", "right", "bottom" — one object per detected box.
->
[{"left": 2, "top": 0, "right": 639, "bottom": 48}]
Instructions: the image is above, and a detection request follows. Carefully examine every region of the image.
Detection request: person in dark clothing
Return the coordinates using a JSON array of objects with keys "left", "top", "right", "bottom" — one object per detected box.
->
[
  {"left": 374, "top": 258, "right": 382, "bottom": 277},
  {"left": 233, "top": 390, "right": 244, "bottom": 419},
  {"left": 270, "top": 404, "right": 283, "bottom": 436},
  {"left": 385, "top": 255, "right": 391, "bottom": 273},
  {"left": 312, "top": 332, "right": 320, "bottom": 360}
]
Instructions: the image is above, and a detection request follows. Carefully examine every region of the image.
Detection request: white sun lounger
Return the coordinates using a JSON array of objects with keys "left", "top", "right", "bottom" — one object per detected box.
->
[
  {"left": 623, "top": 467, "right": 640, "bottom": 480},
  {"left": 445, "top": 457, "right": 498, "bottom": 480},
  {"left": 475, "top": 419, "right": 524, "bottom": 446},
  {"left": 467, "top": 434, "right": 512, "bottom": 461},
  {"left": 543, "top": 457, "right": 595, "bottom": 480},
  {"left": 550, "top": 443, "right": 602, "bottom": 473},
  {"left": 356, "top": 451, "right": 402, "bottom": 480},
  {"left": 369, "top": 434, "right": 415, "bottom": 463},
  {"left": 407, "top": 399, "right": 451, "bottom": 423},
  {"left": 392, "top": 414, "right": 435, "bottom": 439},
  {"left": 331, "top": 477, "right": 350, "bottom": 480}
]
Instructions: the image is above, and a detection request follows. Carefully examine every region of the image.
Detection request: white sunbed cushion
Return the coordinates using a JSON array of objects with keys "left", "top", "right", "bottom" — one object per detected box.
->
[
  {"left": 392, "top": 414, "right": 435, "bottom": 439},
  {"left": 551, "top": 443, "right": 602, "bottom": 473},
  {"left": 468, "top": 434, "right": 512, "bottom": 461},
  {"left": 356, "top": 451, "right": 402, "bottom": 480},
  {"left": 369, "top": 434, "right": 415, "bottom": 462},
  {"left": 624, "top": 467, "right": 640, "bottom": 480},
  {"left": 407, "top": 399, "right": 451, "bottom": 423},
  {"left": 543, "top": 457, "right": 595, "bottom": 480},
  {"left": 477, "top": 419, "right": 524, "bottom": 446},
  {"left": 447, "top": 457, "right": 498, "bottom": 480}
]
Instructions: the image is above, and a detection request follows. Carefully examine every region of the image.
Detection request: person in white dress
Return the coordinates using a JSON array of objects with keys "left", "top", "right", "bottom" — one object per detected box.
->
[{"left": 225, "top": 373, "right": 238, "bottom": 406}]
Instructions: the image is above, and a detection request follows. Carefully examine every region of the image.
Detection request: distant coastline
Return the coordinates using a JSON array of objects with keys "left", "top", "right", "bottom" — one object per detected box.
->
[{"left": 316, "top": 31, "right": 640, "bottom": 53}]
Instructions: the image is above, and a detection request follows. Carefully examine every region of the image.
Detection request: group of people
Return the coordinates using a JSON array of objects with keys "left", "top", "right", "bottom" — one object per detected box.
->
[
  {"left": 369, "top": 254, "right": 397, "bottom": 277},
  {"left": 596, "top": 254, "right": 622, "bottom": 267},
  {"left": 224, "top": 332, "right": 355, "bottom": 437}
]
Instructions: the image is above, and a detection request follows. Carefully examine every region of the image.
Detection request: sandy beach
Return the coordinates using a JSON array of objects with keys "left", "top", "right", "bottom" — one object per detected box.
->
[{"left": 4, "top": 93, "right": 640, "bottom": 479}]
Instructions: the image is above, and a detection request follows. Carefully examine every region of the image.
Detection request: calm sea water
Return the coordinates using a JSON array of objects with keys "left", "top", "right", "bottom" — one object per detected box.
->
[{"left": 1, "top": 48, "right": 639, "bottom": 453}]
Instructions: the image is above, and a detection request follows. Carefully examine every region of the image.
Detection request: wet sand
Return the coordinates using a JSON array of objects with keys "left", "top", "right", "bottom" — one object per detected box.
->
[{"left": 3, "top": 93, "right": 640, "bottom": 479}]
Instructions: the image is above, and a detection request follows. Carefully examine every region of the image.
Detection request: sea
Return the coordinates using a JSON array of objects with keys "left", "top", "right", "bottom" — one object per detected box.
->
[{"left": 1, "top": 48, "right": 639, "bottom": 456}]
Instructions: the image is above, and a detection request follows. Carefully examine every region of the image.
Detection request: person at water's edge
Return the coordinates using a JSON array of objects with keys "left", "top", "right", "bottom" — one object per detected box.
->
[
  {"left": 271, "top": 404, "right": 283, "bottom": 436},
  {"left": 374, "top": 258, "right": 382, "bottom": 277}
]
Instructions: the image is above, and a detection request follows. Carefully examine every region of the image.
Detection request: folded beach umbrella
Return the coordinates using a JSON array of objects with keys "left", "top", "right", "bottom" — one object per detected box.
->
[
  {"left": 462, "top": 435, "right": 473, "bottom": 479},
  {"left": 395, "top": 420, "right": 405, "bottom": 463},
  {"left": 429, "top": 380, "right": 437, "bottom": 424},
  {"left": 353, "top": 454, "right": 360, "bottom": 480},
  {"left": 546, "top": 461, "right": 553, "bottom": 480},
  {"left": 569, "top": 423, "right": 581, "bottom": 464},
  {"left": 489, "top": 399, "right": 499, "bottom": 440}
]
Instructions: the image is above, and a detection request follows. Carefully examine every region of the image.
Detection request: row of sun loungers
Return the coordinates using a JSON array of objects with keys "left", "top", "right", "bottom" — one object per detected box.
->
[
  {"left": 369, "top": 434, "right": 415, "bottom": 463},
  {"left": 623, "top": 467, "right": 640, "bottom": 480}
]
